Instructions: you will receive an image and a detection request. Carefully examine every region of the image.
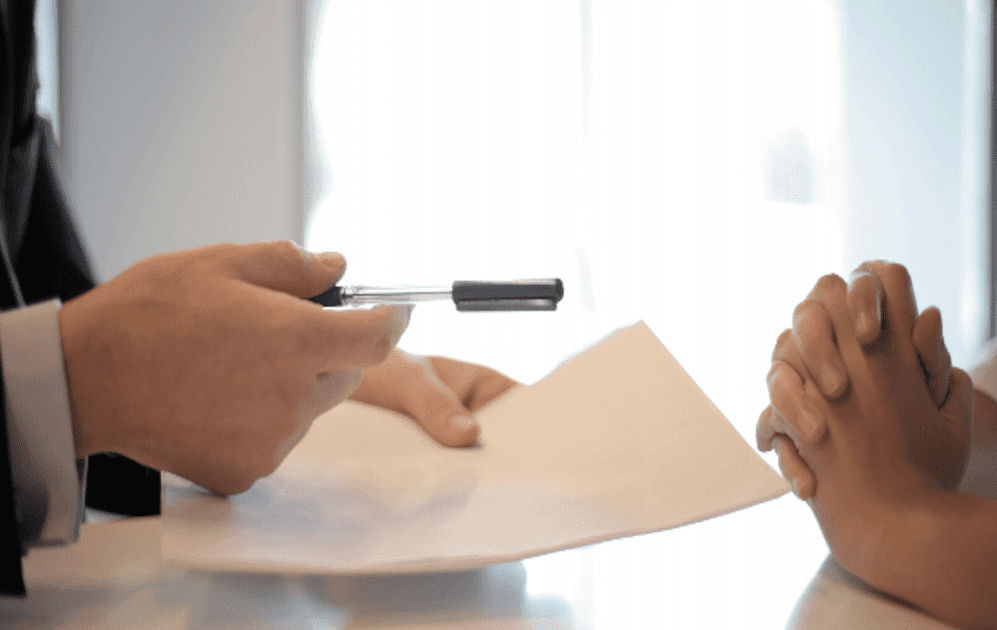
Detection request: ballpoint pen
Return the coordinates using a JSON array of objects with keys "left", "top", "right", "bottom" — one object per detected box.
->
[{"left": 309, "top": 279, "right": 564, "bottom": 311}]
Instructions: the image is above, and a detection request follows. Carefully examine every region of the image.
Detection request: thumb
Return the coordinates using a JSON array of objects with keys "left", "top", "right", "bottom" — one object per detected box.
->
[
  {"left": 400, "top": 374, "right": 481, "bottom": 447},
  {"left": 227, "top": 240, "right": 346, "bottom": 298},
  {"left": 349, "top": 352, "right": 482, "bottom": 447}
]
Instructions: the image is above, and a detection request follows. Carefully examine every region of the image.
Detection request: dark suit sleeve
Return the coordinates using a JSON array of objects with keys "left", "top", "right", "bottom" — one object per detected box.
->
[
  {"left": 16, "top": 121, "right": 161, "bottom": 519},
  {"left": 0, "top": 361, "right": 26, "bottom": 596},
  {"left": 13, "top": 119, "right": 95, "bottom": 305},
  {"left": 0, "top": 1, "right": 158, "bottom": 593},
  {"left": 0, "top": 119, "right": 160, "bottom": 598}
]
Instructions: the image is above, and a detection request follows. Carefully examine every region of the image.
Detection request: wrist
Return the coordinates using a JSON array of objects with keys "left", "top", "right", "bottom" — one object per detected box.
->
[
  {"left": 850, "top": 486, "right": 948, "bottom": 595},
  {"left": 820, "top": 472, "right": 940, "bottom": 588},
  {"left": 59, "top": 296, "right": 115, "bottom": 457}
]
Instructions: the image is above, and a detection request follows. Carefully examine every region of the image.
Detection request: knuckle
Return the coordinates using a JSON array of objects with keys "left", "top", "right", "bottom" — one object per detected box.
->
[
  {"left": 766, "top": 362, "right": 783, "bottom": 385},
  {"left": 772, "top": 329, "right": 794, "bottom": 360},
  {"left": 848, "top": 272, "right": 878, "bottom": 298},
  {"left": 791, "top": 300, "right": 809, "bottom": 323},
  {"left": 882, "top": 262, "right": 912, "bottom": 288},
  {"left": 847, "top": 267, "right": 872, "bottom": 283},
  {"left": 271, "top": 239, "right": 308, "bottom": 269},
  {"left": 796, "top": 323, "right": 826, "bottom": 354},
  {"left": 272, "top": 238, "right": 301, "bottom": 256},
  {"left": 792, "top": 299, "right": 824, "bottom": 330},
  {"left": 367, "top": 330, "right": 396, "bottom": 365},
  {"left": 790, "top": 296, "right": 808, "bottom": 313},
  {"left": 846, "top": 273, "right": 881, "bottom": 325},
  {"left": 756, "top": 407, "right": 775, "bottom": 435},
  {"left": 814, "top": 273, "right": 846, "bottom": 297},
  {"left": 767, "top": 361, "right": 797, "bottom": 393},
  {"left": 856, "top": 259, "right": 890, "bottom": 275}
]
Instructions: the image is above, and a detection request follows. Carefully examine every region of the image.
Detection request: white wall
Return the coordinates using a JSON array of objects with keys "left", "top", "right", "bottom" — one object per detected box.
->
[
  {"left": 34, "top": 0, "right": 59, "bottom": 137},
  {"left": 838, "top": 0, "right": 991, "bottom": 365},
  {"left": 57, "top": 0, "right": 991, "bottom": 364},
  {"left": 59, "top": 1, "right": 305, "bottom": 280}
]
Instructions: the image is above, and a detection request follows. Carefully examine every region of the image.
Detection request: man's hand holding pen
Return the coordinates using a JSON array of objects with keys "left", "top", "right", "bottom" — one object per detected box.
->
[{"left": 58, "top": 241, "right": 515, "bottom": 495}]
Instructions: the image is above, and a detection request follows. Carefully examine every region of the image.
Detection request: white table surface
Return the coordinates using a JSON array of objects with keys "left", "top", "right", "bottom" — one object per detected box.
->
[{"left": 0, "top": 495, "right": 955, "bottom": 629}]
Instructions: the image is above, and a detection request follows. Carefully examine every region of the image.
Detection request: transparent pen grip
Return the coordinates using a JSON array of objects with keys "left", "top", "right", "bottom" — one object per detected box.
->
[{"left": 339, "top": 286, "right": 452, "bottom": 306}]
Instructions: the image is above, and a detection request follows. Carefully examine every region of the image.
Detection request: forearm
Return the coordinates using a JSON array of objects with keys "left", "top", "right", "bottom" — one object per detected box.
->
[{"left": 861, "top": 491, "right": 997, "bottom": 630}]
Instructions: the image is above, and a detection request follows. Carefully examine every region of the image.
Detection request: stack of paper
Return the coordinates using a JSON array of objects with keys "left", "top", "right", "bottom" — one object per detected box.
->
[{"left": 162, "top": 322, "right": 788, "bottom": 574}]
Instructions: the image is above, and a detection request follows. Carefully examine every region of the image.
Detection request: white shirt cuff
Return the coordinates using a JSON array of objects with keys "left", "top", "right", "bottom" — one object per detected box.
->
[
  {"left": 1, "top": 299, "right": 83, "bottom": 547},
  {"left": 970, "top": 337, "right": 997, "bottom": 404}
]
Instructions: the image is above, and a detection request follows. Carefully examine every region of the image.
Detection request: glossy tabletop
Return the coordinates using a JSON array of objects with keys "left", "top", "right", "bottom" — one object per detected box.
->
[{"left": 0, "top": 495, "right": 954, "bottom": 629}]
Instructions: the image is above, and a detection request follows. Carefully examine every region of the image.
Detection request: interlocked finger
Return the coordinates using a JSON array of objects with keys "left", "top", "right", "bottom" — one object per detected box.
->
[
  {"left": 772, "top": 435, "right": 816, "bottom": 500},
  {"left": 766, "top": 361, "right": 824, "bottom": 444}
]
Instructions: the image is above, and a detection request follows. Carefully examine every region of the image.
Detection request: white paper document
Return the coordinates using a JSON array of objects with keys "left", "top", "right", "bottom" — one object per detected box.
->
[{"left": 162, "top": 322, "right": 789, "bottom": 574}]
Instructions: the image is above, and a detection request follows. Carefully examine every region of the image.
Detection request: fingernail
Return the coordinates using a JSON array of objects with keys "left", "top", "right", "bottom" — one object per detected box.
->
[
  {"left": 856, "top": 312, "right": 875, "bottom": 339},
  {"left": 821, "top": 366, "right": 843, "bottom": 396},
  {"left": 790, "top": 478, "right": 801, "bottom": 498},
  {"left": 450, "top": 415, "right": 477, "bottom": 432},
  {"left": 798, "top": 408, "right": 822, "bottom": 442},
  {"left": 317, "top": 252, "right": 345, "bottom": 269}
]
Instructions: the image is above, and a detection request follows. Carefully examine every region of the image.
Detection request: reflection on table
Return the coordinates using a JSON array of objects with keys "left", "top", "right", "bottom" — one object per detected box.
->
[
  {"left": 0, "top": 496, "right": 953, "bottom": 629},
  {"left": 788, "top": 557, "right": 959, "bottom": 630}
]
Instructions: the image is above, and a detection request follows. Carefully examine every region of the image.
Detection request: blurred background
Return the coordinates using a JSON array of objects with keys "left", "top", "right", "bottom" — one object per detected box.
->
[{"left": 44, "top": 1, "right": 992, "bottom": 627}]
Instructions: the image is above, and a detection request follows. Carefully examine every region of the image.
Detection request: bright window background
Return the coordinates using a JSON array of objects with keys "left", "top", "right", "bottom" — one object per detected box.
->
[{"left": 306, "top": 1, "right": 989, "bottom": 626}]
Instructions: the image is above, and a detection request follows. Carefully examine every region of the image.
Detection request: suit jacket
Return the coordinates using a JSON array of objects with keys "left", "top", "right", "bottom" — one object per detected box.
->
[{"left": 1, "top": 0, "right": 160, "bottom": 596}]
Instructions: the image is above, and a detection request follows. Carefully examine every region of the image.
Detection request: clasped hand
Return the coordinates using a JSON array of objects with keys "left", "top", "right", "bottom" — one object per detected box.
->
[
  {"left": 757, "top": 262, "right": 972, "bottom": 502},
  {"left": 756, "top": 264, "right": 997, "bottom": 630}
]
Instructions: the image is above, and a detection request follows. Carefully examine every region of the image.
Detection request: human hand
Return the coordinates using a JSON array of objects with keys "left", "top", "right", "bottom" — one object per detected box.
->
[
  {"left": 59, "top": 241, "right": 410, "bottom": 495},
  {"left": 349, "top": 349, "right": 518, "bottom": 446},
  {"left": 757, "top": 262, "right": 954, "bottom": 498},
  {"left": 774, "top": 266, "right": 973, "bottom": 576},
  {"left": 788, "top": 261, "right": 952, "bottom": 402}
]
